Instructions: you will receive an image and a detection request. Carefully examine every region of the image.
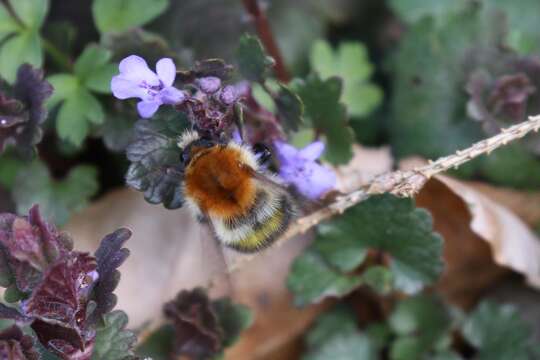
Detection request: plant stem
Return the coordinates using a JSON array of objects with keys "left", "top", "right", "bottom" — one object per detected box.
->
[
  {"left": 242, "top": 0, "right": 291, "bottom": 83},
  {"left": 42, "top": 38, "right": 73, "bottom": 72},
  {"left": 1, "top": 0, "right": 25, "bottom": 28}
]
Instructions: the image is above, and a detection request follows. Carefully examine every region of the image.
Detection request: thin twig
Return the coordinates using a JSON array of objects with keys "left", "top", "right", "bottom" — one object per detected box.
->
[
  {"left": 228, "top": 115, "right": 540, "bottom": 272},
  {"left": 242, "top": 0, "right": 291, "bottom": 82}
]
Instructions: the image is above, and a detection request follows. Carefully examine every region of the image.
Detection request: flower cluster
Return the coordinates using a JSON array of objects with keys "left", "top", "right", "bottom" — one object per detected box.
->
[
  {"left": 0, "top": 205, "right": 131, "bottom": 359},
  {"left": 114, "top": 55, "right": 336, "bottom": 200}
]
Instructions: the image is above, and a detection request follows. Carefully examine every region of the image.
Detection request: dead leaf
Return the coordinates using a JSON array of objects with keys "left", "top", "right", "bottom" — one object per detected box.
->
[
  {"left": 334, "top": 145, "right": 393, "bottom": 193},
  {"left": 416, "top": 179, "right": 510, "bottom": 308}
]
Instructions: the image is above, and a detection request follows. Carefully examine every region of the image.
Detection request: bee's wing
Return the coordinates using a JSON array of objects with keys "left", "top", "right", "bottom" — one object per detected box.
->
[
  {"left": 197, "top": 212, "right": 237, "bottom": 298},
  {"left": 247, "top": 166, "right": 323, "bottom": 211}
]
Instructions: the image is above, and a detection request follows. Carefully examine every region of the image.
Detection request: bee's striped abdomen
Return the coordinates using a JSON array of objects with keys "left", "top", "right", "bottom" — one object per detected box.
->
[{"left": 211, "top": 188, "right": 295, "bottom": 253}]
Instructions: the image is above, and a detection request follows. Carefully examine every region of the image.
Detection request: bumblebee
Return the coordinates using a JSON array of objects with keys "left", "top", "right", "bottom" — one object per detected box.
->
[{"left": 178, "top": 131, "right": 296, "bottom": 253}]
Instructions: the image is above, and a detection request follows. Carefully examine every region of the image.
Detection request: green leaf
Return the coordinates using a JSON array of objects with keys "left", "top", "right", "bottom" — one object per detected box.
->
[
  {"left": 294, "top": 74, "right": 353, "bottom": 164},
  {"left": 287, "top": 249, "right": 362, "bottom": 307},
  {"left": 0, "top": 0, "right": 47, "bottom": 82},
  {"left": 74, "top": 44, "right": 116, "bottom": 93},
  {"left": 387, "top": 0, "right": 469, "bottom": 24},
  {"left": 432, "top": 351, "right": 464, "bottom": 360},
  {"left": 125, "top": 108, "right": 187, "bottom": 209},
  {"left": 334, "top": 195, "right": 443, "bottom": 294},
  {"left": 135, "top": 325, "right": 174, "bottom": 360},
  {"left": 0, "top": 155, "right": 25, "bottom": 188},
  {"left": 0, "top": 5, "right": 20, "bottom": 38},
  {"left": 101, "top": 111, "right": 136, "bottom": 153},
  {"left": 92, "top": 310, "right": 137, "bottom": 360},
  {"left": 46, "top": 74, "right": 79, "bottom": 107},
  {"left": 303, "top": 306, "right": 376, "bottom": 360},
  {"left": 390, "top": 336, "right": 422, "bottom": 360},
  {"left": 56, "top": 88, "right": 104, "bottom": 146},
  {"left": 361, "top": 266, "right": 394, "bottom": 295},
  {"left": 312, "top": 222, "right": 368, "bottom": 273},
  {"left": 274, "top": 84, "right": 304, "bottom": 132},
  {"left": 11, "top": 0, "right": 48, "bottom": 29},
  {"left": 12, "top": 160, "right": 98, "bottom": 226},
  {"left": 0, "top": 31, "right": 42, "bottom": 83},
  {"left": 462, "top": 301, "right": 534, "bottom": 360},
  {"left": 389, "top": 295, "right": 452, "bottom": 357},
  {"left": 310, "top": 40, "right": 382, "bottom": 118},
  {"left": 305, "top": 305, "right": 358, "bottom": 348},
  {"left": 235, "top": 34, "right": 275, "bottom": 83},
  {"left": 483, "top": 0, "right": 540, "bottom": 54},
  {"left": 92, "top": 0, "right": 169, "bottom": 34},
  {"left": 212, "top": 298, "right": 253, "bottom": 348}
]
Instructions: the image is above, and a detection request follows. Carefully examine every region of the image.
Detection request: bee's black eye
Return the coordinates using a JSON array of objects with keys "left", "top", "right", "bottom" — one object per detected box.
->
[
  {"left": 253, "top": 143, "right": 272, "bottom": 166},
  {"left": 180, "top": 149, "right": 191, "bottom": 166}
]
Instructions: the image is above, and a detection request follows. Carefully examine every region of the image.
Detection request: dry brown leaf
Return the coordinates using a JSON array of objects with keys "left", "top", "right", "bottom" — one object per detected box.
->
[
  {"left": 334, "top": 144, "right": 393, "bottom": 193},
  {"left": 435, "top": 175, "right": 540, "bottom": 288}
]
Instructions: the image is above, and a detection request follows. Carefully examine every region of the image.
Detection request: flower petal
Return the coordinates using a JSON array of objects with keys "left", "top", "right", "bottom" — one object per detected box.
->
[
  {"left": 156, "top": 58, "right": 176, "bottom": 87},
  {"left": 119, "top": 55, "right": 159, "bottom": 85},
  {"left": 137, "top": 100, "right": 161, "bottom": 118},
  {"left": 298, "top": 163, "right": 336, "bottom": 199},
  {"left": 160, "top": 86, "right": 186, "bottom": 104},
  {"left": 300, "top": 141, "right": 325, "bottom": 161},
  {"left": 197, "top": 76, "right": 221, "bottom": 94},
  {"left": 111, "top": 76, "right": 146, "bottom": 100},
  {"left": 273, "top": 141, "right": 299, "bottom": 164}
]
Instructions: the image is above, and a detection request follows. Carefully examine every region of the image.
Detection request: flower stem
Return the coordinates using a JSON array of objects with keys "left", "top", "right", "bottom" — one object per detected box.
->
[
  {"left": 242, "top": 0, "right": 291, "bottom": 83},
  {"left": 0, "top": 0, "right": 25, "bottom": 28},
  {"left": 42, "top": 38, "right": 73, "bottom": 72}
]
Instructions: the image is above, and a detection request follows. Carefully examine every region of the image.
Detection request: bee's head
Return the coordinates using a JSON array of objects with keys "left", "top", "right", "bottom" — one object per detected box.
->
[{"left": 178, "top": 130, "right": 217, "bottom": 167}]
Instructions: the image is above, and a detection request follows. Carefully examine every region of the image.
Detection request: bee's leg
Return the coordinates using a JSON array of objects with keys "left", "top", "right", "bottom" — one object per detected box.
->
[
  {"left": 252, "top": 143, "right": 273, "bottom": 166},
  {"left": 233, "top": 104, "right": 245, "bottom": 142},
  {"left": 196, "top": 214, "right": 209, "bottom": 224}
]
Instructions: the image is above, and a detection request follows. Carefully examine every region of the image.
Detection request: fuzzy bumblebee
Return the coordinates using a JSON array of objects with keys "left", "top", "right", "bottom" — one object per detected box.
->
[{"left": 178, "top": 131, "right": 296, "bottom": 253}]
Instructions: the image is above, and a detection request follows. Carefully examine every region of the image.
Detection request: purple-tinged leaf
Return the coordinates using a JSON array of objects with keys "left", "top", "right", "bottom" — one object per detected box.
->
[
  {"left": 0, "top": 303, "right": 30, "bottom": 322},
  {"left": 163, "top": 288, "right": 223, "bottom": 359},
  {"left": 0, "top": 205, "right": 71, "bottom": 293},
  {"left": 0, "top": 64, "right": 53, "bottom": 158},
  {"left": 466, "top": 55, "right": 540, "bottom": 155},
  {"left": 89, "top": 228, "right": 131, "bottom": 324},
  {"left": 0, "top": 325, "right": 40, "bottom": 360},
  {"left": 25, "top": 252, "right": 98, "bottom": 357}
]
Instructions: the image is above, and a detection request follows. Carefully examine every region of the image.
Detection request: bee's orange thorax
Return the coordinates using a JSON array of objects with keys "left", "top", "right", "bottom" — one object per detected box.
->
[{"left": 184, "top": 146, "right": 256, "bottom": 218}]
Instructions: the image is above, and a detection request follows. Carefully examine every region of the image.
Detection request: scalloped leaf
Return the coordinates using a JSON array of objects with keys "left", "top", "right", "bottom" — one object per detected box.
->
[
  {"left": 287, "top": 195, "right": 444, "bottom": 305},
  {"left": 92, "top": 311, "right": 137, "bottom": 360},
  {"left": 462, "top": 301, "right": 536, "bottom": 360},
  {"left": 303, "top": 305, "right": 376, "bottom": 360},
  {"left": 294, "top": 74, "right": 354, "bottom": 164},
  {"left": 89, "top": 228, "right": 131, "bottom": 325},
  {"left": 310, "top": 40, "right": 382, "bottom": 118},
  {"left": 125, "top": 108, "right": 187, "bottom": 209},
  {"left": 235, "top": 34, "right": 275, "bottom": 83},
  {"left": 12, "top": 161, "right": 98, "bottom": 226}
]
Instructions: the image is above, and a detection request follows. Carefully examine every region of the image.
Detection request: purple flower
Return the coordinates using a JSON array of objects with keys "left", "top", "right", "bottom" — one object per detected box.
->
[
  {"left": 111, "top": 55, "right": 186, "bottom": 118},
  {"left": 274, "top": 140, "right": 336, "bottom": 200},
  {"left": 197, "top": 76, "right": 221, "bottom": 94}
]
